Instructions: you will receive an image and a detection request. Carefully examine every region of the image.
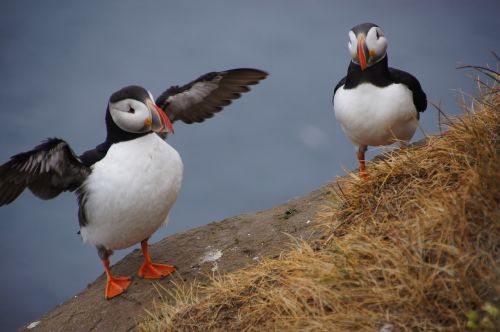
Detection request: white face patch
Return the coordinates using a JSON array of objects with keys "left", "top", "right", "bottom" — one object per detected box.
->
[
  {"left": 109, "top": 98, "right": 150, "bottom": 133},
  {"left": 348, "top": 30, "right": 358, "bottom": 60},
  {"left": 365, "top": 26, "right": 388, "bottom": 63}
]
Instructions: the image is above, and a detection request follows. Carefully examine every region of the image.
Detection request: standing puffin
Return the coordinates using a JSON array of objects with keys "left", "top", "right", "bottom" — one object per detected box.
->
[
  {"left": 0, "top": 68, "right": 267, "bottom": 299},
  {"left": 333, "top": 23, "right": 426, "bottom": 179}
]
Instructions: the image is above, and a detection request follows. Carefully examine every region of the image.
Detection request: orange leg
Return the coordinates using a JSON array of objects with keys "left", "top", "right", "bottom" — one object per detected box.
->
[
  {"left": 102, "top": 258, "right": 131, "bottom": 299},
  {"left": 138, "top": 239, "right": 176, "bottom": 279},
  {"left": 357, "top": 147, "right": 369, "bottom": 180}
]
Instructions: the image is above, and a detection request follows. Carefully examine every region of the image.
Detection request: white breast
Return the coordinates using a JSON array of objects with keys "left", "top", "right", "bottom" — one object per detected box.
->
[
  {"left": 333, "top": 83, "right": 418, "bottom": 147},
  {"left": 80, "top": 133, "right": 183, "bottom": 250}
]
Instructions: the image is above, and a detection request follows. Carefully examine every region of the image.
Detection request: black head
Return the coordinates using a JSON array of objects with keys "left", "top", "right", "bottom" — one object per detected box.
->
[
  {"left": 109, "top": 85, "right": 151, "bottom": 104},
  {"left": 351, "top": 22, "right": 379, "bottom": 36},
  {"left": 105, "top": 85, "right": 174, "bottom": 143},
  {"left": 347, "top": 22, "right": 388, "bottom": 70}
]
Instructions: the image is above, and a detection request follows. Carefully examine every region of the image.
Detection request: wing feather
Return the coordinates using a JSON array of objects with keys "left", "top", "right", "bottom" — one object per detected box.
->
[
  {"left": 0, "top": 138, "right": 90, "bottom": 206},
  {"left": 155, "top": 68, "right": 268, "bottom": 124}
]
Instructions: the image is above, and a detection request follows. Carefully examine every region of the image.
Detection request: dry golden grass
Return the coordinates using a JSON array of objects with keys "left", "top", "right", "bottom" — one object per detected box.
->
[{"left": 140, "top": 76, "right": 499, "bottom": 331}]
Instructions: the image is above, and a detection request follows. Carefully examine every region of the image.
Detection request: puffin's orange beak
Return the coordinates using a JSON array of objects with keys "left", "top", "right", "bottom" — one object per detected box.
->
[
  {"left": 357, "top": 36, "right": 368, "bottom": 71},
  {"left": 153, "top": 102, "right": 174, "bottom": 134},
  {"left": 146, "top": 100, "right": 174, "bottom": 134}
]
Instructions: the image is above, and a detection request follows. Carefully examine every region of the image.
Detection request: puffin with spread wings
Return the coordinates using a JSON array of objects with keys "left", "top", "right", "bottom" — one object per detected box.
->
[{"left": 0, "top": 68, "right": 267, "bottom": 299}]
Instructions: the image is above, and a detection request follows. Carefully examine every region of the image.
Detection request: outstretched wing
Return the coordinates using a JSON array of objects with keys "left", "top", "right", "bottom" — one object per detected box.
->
[
  {"left": 0, "top": 138, "right": 90, "bottom": 206},
  {"left": 155, "top": 68, "right": 268, "bottom": 124}
]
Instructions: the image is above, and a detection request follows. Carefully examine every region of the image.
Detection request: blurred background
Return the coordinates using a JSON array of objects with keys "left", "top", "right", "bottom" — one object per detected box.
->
[{"left": 0, "top": 0, "right": 498, "bottom": 329}]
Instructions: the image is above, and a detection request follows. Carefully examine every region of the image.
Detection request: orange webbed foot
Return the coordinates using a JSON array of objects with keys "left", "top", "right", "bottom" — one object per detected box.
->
[
  {"left": 105, "top": 276, "right": 131, "bottom": 299},
  {"left": 138, "top": 262, "right": 175, "bottom": 279},
  {"left": 101, "top": 256, "right": 131, "bottom": 299},
  {"left": 139, "top": 239, "right": 176, "bottom": 279}
]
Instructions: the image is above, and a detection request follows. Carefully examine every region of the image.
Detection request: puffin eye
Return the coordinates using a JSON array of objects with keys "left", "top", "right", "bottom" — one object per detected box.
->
[
  {"left": 128, "top": 107, "right": 135, "bottom": 114},
  {"left": 376, "top": 30, "right": 380, "bottom": 39}
]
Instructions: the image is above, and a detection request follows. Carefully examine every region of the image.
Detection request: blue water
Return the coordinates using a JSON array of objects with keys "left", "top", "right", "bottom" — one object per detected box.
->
[{"left": 0, "top": 1, "right": 498, "bottom": 330}]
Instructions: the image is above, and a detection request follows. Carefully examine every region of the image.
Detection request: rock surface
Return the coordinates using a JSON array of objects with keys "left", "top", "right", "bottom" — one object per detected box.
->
[{"left": 21, "top": 184, "right": 333, "bottom": 332}]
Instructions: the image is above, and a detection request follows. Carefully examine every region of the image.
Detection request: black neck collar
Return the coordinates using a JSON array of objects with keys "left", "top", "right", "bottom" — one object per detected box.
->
[{"left": 344, "top": 55, "right": 392, "bottom": 89}]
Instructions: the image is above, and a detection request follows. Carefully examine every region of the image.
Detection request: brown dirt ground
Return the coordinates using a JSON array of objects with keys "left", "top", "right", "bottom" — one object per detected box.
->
[{"left": 20, "top": 184, "right": 334, "bottom": 332}]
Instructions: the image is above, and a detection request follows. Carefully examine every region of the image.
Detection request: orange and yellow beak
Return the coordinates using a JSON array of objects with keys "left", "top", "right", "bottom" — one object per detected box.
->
[
  {"left": 357, "top": 35, "right": 368, "bottom": 71},
  {"left": 146, "top": 100, "right": 174, "bottom": 134}
]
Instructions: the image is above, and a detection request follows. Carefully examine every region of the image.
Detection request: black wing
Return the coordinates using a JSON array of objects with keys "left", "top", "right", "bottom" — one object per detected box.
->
[
  {"left": 156, "top": 68, "right": 268, "bottom": 124},
  {"left": 78, "top": 141, "right": 112, "bottom": 167},
  {"left": 333, "top": 76, "right": 347, "bottom": 95},
  {"left": 332, "top": 76, "right": 347, "bottom": 107},
  {"left": 0, "top": 138, "right": 90, "bottom": 206},
  {"left": 389, "top": 68, "right": 427, "bottom": 113}
]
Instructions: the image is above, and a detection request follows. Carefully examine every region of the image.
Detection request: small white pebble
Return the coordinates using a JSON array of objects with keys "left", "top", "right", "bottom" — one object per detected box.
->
[
  {"left": 200, "top": 249, "right": 223, "bottom": 264},
  {"left": 306, "top": 220, "right": 311, "bottom": 224},
  {"left": 252, "top": 256, "right": 259, "bottom": 261},
  {"left": 27, "top": 321, "right": 40, "bottom": 329},
  {"left": 379, "top": 323, "right": 394, "bottom": 332}
]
